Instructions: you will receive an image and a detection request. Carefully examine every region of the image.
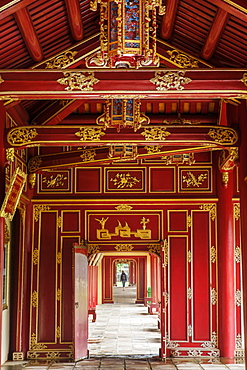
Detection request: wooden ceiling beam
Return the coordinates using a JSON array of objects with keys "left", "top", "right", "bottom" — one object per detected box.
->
[
  {"left": 31, "top": 100, "right": 86, "bottom": 125},
  {"left": 201, "top": 9, "right": 229, "bottom": 60},
  {"left": 207, "top": 0, "right": 247, "bottom": 22},
  {"left": 0, "top": 0, "right": 36, "bottom": 20},
  {"left": 14, "top": 7, "right": 43, "bottom": 62},
  {"left": 64, "top": 0, "right": 84, "bottom": 41},
  {"left": 160, "top": 0, "right": 179, "bottom": 40}
]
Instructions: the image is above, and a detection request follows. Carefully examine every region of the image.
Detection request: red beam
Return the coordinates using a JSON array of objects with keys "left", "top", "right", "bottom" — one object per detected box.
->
[
  {"left": 207, "top": 0, "right": 247, "bottom": 22},
  {"left": 160, "top": 0, "right": 179, "bottom": 40},
  {"left": 64, "top": 0, "right": 84, "bottom": 41},
  {"left": 14, "top": 8, "right": 43, "bottom": 62},
  {"left": 0, "top": 0, "right": 36, "bottom": 20},
  {"left": 201, "top": 9, "right": 229, "bottom": 60}
]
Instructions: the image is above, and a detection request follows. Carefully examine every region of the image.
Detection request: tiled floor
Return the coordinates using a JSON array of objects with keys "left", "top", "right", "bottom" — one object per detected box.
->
[{"left": 2, "top": 286, "right": 245, "bottom": 369}]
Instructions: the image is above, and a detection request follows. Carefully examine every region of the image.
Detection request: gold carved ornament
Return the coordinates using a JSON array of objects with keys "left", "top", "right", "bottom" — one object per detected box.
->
[
  {"left": 150, "top": 71, "right": 192, "bottom": 90},
  {"left": 110, "top": 173, "right": 140, "bottom": 189},
  {"left": 115, "top": 204, "right": 133, "bottom": 211},
  {"left": 6, "top": 148, "right": 15, "bottom": 162},
  {"left": 28, "top": 156, "right": 42, "bottom": 173},
  {"left": 211, "top": 288, "right": 218, "bottom": 305},
  {"left": 57, "top": 289, "right": 61, "bottom": 301},
  {"left": 29, "top": 173, "right": 36, "bottom": 188},
  {"left": 87, "top": 244, "right": 101, "bottom": 254},
  {"left": 234, "top": 203, "right": 240, "bottom": 220},
  {"left": 145, "top": 145, "right": 163, "bottom": 154},
  {"left": 201, "top": 332, "right": 218, "bottom": 349},
  {"left": 7, "top": 128, "right": 38, "bottom": 146},
  {"left": 235, "top": 290, "right": 242, "bottom": 306},
  {"left": 162, "top": 239, "right": 168, "bottom": 267},
  {"left": 57, "top": 216, "right": 62, "bottom": 228},
  {"left": 147, "top": 244, "right": 161, "bottom": 256},
  {"left": 182, "top": 171, "right": 207, "bottom": 188},
  {"left": 200, "top": 204, "right": 216, "bottom": 221},
  {"left": 32, "top": 249, "right": 39, "bottom": 265},
  {"left": 33, "top": 205, "right": 50, "bottom": 222},
  {"left": 187, "top": 250, "right": 192, "bottom": 263},
  {"left": 31, "top": 291, "right": 38, "bottom": 307},
  {"left": 187, "top": 288, "right": 192, "bottom": 300},
  {"left": 207, "top": 128, "right": 238, "bottom": 144},
  {"left": 80, "top": 149, "right": 97, "bottom": 162},
  {"left": 30, "top": 333, "right": 47, "bottom": 350},
  {"left": 114, "top": 244, "right": 134, "bottom": 252},
  {"left": 141, "top": 127, "right": 171, "bottom": 141},
  {"left": 210, "top": 246, "right": 217, "bottom": 263},
  {"left": 46, "top": 51, "right": 77, "bottom": 69},
  {"left": 235, "top": 246, "right": 241, "bottom": 263},
  {"left": 0, "top": 75, "right": 4, "bottom": 84},
  {"left": 57, "top": 72, "right": 99, "bottom": 91},
  {"left": 75, "top": 128, "right": 105, "bottom": 141},
  {"left": 167, "top": 50, "right": 199, "bottom": 68},
  {"left": 57, "top": 252, "right": 62, "bottom": 264},
  {"left": 42, "top": 174, "right": 67, "bottom": 188},
  {"left": 240, "top": 73, "right": 247, "bottom": 86}
]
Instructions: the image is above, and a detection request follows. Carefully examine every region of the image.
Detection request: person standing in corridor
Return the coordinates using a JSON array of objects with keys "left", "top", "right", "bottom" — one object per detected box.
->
[{"left": 120, "top": 270, "right": 127, "bottom": 291}]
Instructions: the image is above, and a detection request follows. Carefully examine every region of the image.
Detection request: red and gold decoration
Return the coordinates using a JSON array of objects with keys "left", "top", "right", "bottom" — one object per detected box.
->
[
  {"left": 0, "top": 167, "right": 27, "bottom": 220},
  {"left": 87, "top": 0, "right": 165, "bottom": 68}
]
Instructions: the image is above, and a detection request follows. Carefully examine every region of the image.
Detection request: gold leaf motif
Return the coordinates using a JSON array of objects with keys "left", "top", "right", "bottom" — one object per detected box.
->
[
  {"left": 56, "top": 326, "right": 61, "bottom": 338},
  {"left": 6, "top": 148, "right": 15, "bottom": 162},
  {"left": 114, "top": 244, "right": 134, "bottom": 252},
  {"left": 187, "top": 287, "right": 192, "bottom": 300},
  {"left": 34, "top": 205, "right": 50, "bottom": 222},
  {"left": 29, "top": 173, "right": 36, "bottom": 188},
  {"left": 32, "top": 249, "right": 39, "bottom": 265},
  {"left": 183, "top": 171, "right": 207, "bottom": 187},
  {"left": 210, "top": 246, "right": 217, "bottom": 263},
  {"left": 200, "top": 204, "right": 216, "bottom": 221},
  {"left": 115, "top": 204, "right": 133, "bottom": 210},
  {"left": 28, "top": 156, "right": 42, "bottom": 172},
  {"left": 46, "top": 51, "right": 77, "bottom": 69},
  {"left": 46, "top": 351, "right": 60, "bottom": 359},
  {"left": 187, "top": 250, "right": 192, "bottom": 263},
  {"left": 211, "top": 288, "right": 218, "bottom": 305},
  {"left": 188, "top": 325, "right": 192, "bottom": 337},
  {"left": 57, "top": 252, "right": 62, "bottom": 264},
  {"left": 57, "top": 216, "right": 62, "bottom": 228},
  {"left": 80, "top": 149, "right": 97, "bottom": 161},
  {"left": 57, "top": 289, "right": 61, "bottom": 301},
  {"left": 31, "top": 291, "right": 38, "bottom": 307},
  {"left": 30, "top": 333, "right": 47, "bottom": 350},
  {"left": 75, "top": 128, "right": 105, "bottom": 141},
  {"left": 110, "top": 173, "right": 140, "bottom": 189},
  {"left": 167, "top": 50, "right": 199, "bottom": 68},
  {"left": 234, "top": 203, "right": 240, "bottom": 220},
  {"left": 147, "top": 244, "right": 161, "bottom": 256},
  {"left": 235, "top": 290, "right": 242, "bottom": 306},
  {"left": 240, "top": 73, "right": 247, "bottom": 86},
  {"left": 235, "top": 246, "right": 241, "bottom": 263},
  {"left": 144, "top": 145, "right": 163, "bottom": 154},
  {"left": 101, "top": 94, "right": 148, "bottom": 99},
  {"left": 0, "top": 75, "right": 4, "bottom": 84},
  {"left": 208, "top": 128, "right": 238, "bottom": 144},
  {"left": 187, "top": 215, "right": 192, "bottom": 228},
  {"left": 141, "top": 127, "right": 171, "bottom": 141},
  {"left": 162, "top": 239, "right": 169, "bottom": 266},
  {"left": 88, "top": 244, "right": 101, "bottom": 254},
  {"left": 57, "top": 72, "right": 99, "bottom": 91},
  {"left": 150, "top": 71, "right": 192, "bottom": 91},
  {"left": 42, "top": 174, "right": 67, "bottom": 188},
  {"left": 7, "top": 128, "right": 38, "bottom": 145},
  {"left": 236, "top": 334, "right": 242, "bottom": 349}
]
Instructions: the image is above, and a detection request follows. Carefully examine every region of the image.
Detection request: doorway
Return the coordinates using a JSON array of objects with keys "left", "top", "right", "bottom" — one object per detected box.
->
[{"left": 113, "top": 259, "right": 137, "bottom": 303}]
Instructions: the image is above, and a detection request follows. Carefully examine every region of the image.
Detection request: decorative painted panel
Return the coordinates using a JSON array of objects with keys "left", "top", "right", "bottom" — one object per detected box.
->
[
  {"left": 105, "top": 168, "right": 145, "bottom": 192},
  {"left": 149, "top": 167, "right": 175, "bottom": 193},
  {"left": 75, "top": 167, "right": 102, "bottom": 193},
  {"left": 38, "top": 171, "right": 71, "bottom": 193},
  {"left": 179, "top": 167, "right": 212, "bottom": 193}
]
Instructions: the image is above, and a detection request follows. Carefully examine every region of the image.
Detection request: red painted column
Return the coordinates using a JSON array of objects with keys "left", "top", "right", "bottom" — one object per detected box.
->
[
  {"left": 239, "top": 100, "right": 247, "bottom": 358},
  {"left": 217, "top": 158, "right": 235, "bottom": 357},
  {"left": 0, "top": 102, "right": 5, "bottom": 363}
]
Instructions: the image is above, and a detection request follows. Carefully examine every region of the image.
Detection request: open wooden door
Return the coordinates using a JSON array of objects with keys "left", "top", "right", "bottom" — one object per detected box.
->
[{"left": 72, "top": 244, "right": 88, "bottom": 360}]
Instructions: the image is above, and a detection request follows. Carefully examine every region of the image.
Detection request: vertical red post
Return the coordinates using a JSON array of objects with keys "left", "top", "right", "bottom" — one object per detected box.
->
[
  {"left": 217, "top": 160, "right": 235, "bottom": 357},
  {"left": 239, "top": 100, "right": 247, "bottom": 358},
  {"left": 0, "top": 102, "right": 5, "bottom": 363}
]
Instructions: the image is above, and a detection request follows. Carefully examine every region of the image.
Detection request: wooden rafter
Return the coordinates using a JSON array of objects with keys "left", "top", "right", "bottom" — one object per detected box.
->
[
  {"left": 207, "top": 0, "right": 247, "bottom": 22},
  {"left": 201, "top": 8, "right": 229, "bottom": 60},
  {"left": 14, "top": 7, "right": 43, "bottom": 62},
  {"left": 160, "top": 0, "right": 179, "bottom": 40},
  {"left": 64, "top": 0, "right": 84, "bottom": 41}
]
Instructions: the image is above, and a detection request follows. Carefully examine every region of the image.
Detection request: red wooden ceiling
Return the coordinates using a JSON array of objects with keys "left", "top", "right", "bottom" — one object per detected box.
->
[{"left": 1, "top": 0, "right": 246, "bottom": 125}]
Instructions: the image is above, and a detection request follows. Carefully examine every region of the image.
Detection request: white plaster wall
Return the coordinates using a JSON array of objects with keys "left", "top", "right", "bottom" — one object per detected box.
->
[{"left": 1, "top": 307, "right": 10, "bottom": 364}]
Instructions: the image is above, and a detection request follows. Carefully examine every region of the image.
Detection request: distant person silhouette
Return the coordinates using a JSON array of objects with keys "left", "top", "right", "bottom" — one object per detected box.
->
[{"left": 120, "top": 270, "right": 127, "bottom": 291}]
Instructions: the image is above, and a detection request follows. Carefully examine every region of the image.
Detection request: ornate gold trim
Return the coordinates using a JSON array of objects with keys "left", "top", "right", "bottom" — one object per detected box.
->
[
  {"left": 114, "top": 244, "right": 134, "bottom": 252},
  {"left": 57, "top": 289, "right": 61, "bottom": 301},
  {"left": 29, "top": 173, "right": 36, "bottom": 188},
  {"left": 234, "top": 203, "right": 240, "bottom": 220},
  {"left": 182, "top": 171, "right": 207, "bottom": 187},
  {"left": 147, "top": 244, "right": 161, "bottom": 256},
  {"left": 57, "top": 252, "right": 62, "bottom": 264},
  {"left": 32, "top": 249, "right": 39, "bottom": 265},
  {"left": 88, "top": 244, "right": 101, "bottom": 254},
  {"left": 200, "top": 204, "right": 216, "bottom": 221},
  {"left": 0, "top": 75, "right": 4, "bottom": 84},
  {"left": 235, "top": 290, "right": 242, "bottom": 306},
  {"left": 167, "top": 50, "right": 199, "bottom": 68},
  {"left": 162, "top": 239, "right": 168, "bottom": 266},
  {"left": 6, "top": 148, "right": 15, "bottom": 162},
  {"left": 42, "top": 174, "right": 68, "bottom": 188},
  {"left": 187, "top": 287, "right": 192, "bottom": 300},
  {"left": 235, "top": 246, "right": 241, "bottom": 263},
  {"left": 46, "top": 51, "right": 77, "bottom": 69},
  {"left": 210, "top": 246, "right": 217, "bottom": 263},
  {"left": 75, "top": 128, "right": 105, "bottom": 141},
  {"left": 211, "top": 288, "right": 218, "bottom": 305},
  {"left": 150, "top": 71, "right": 192, "bottom": 90},
  {"left": 57, "top": 216, "right": 62, "bottom": 228},
  {"left": 208, "top": 128, "right": 238, "bottom": 144},
  {"left": 115, "top": 204, "right": 133, "bottom": 211},
  {"left": 28, "top": 157, "right": 42, "bottom": 172},
  {"left": 30, "top": 333, "right": 47, "bottom": 350},
  {"left": 240, "top": 73, "right": 247, "bottom": 86},
  {"left": 57, "top": 72, "right": 99, "bottom": 91},
  {"left": 7, "top": 127, "right": 38, "bottom": 145},
  {"left": 141, "top": 127, "right": 171, "bottom": 141},
  {"left": 33, "top": 204, "right": 51, "bottom": 222},
  {"left": 31, "top": 291, "right": 38, "bottom": 307},
  {"left": 80, "top": 149, "right": 97, "bottom": 161}
]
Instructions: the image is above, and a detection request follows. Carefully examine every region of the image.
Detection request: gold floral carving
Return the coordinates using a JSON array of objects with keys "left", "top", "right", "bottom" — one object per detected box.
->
[
  {"left": 28, "top": 156, "right": 42, "bottom": 172},
  {"left": 150, "top": 71, "right": 192, "bottom": 90},
  {"left": 235, "top": 290, "right": 242, "bottom": 306},
  {"left": 75, "top": 127, "right": 105, "bottom": 141},
  {"left": 101, "top": 94, "right": 147, "bottom": 99},
  {"left": 236, "top": 334, "right": 242, "bottom": 349},
  {"left": 188, "top": 325, "right": 192, "bottom": 337},
  {"left": 162, "top": 239, "right": 169, "bottom": 266},
  {"left": 114, "top": 244, "right": 134, "bottom": 252},
  {"left": 110, "top": 173, "right": 140, "bottom": 189},
  {"left": 187, "top": 215, "right": 192, "bottom": 228},
  {"left": 80, "top": 149, "right": 97, "bottom": 161},
  {"left": 57, "top": 72, "right": 99, "bottom": 91},
  {"left": 144, "top": 145, "right": 163, "bottom": 154},
  {"left": 208, "top": 128, "right": 238, "bottom": 144},
  {"left": 46, "top": 351, "right": 61, "bottom": 359},
  {"left": 0, "top": 75, "right": 4, "bottom": 84},
  {"left": 234, "top": 203, "right": 240, "bottom": 220},
  {"left": 235, "top": 246, "right": 241, "bottom": 263},
  {"left": 31, "top": 291, "right": 38, "bottom": 307},
  {"left": 46, "top": 51, "right": 77, "bottom": 69},
  {"left": 6, "top": 148, "right": 15, "bottom": 162},
  {"left": 167, "top": 50, "right": 199, "bottom": 68},
  {"left": 29, "top": 173, "right": 36, "bottom": 188},
  {"left": 56, "top": 327, "right": 61, "bottom": 338},
  {"left": 57, "top": 216, "right": 62, "bottom": 228},
  {"left": 147, "top": 244, "right": 161, "bottom": 256},
  {"left": 166, "top": 340, "right": 179, "bottom": 349},
  {"left": 30, "top": 333, "right": 47, "bottom": 350},
  {"left": 115, "top": 205, "right": 133, "bottom": 211},
  {"left": 210, "top": 246, "right": 217, "bottom": 263},
  {"left": 222, "top": 171, "right": 229, "bottom": 186},
  {"left": 57, "top": 289, "right": 61, "bottom": 301},
  {"left": 211, "top": 288, "right": 218, "bottom": 305},
  {"left": 42, "top": 174, "right": 67, "bottom": 188},
  {"left": 200, "top": 204, "right": 216, "bottom": 221},
  {"left": 183, "top": 171, "right": 207, "bottom": 187},
  {"left": 187, "top": 288, "right": 192, "bottom": 300},
  {"left": 187, "top": 250, "right": 192, "bottom": 263},
  {"left": 7, "top": 127, "right": 38, "bottom": 145},
  {"left": 4, "top": 223, "right": 10, "bottom": 242},
  {"left": 164, "top": 292, "right": 169, "bottom": 306},
  {"left": 88, "top": 244, "right": 101, "bottom": 254},
  {"left": 57, "top": 252, "right": 62, "bottom": 264},
  {"left": 240, "top": 73, "right": 247, "bottom": 86},
  {"left": 32, "top": 249, "right": 39, "bottom": 265},
  {"left": 141, "top": 127, "right": 171, "bottom": 141},
  {"left": 34, "top": 205, "right": 50, "bottom": 222}
]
